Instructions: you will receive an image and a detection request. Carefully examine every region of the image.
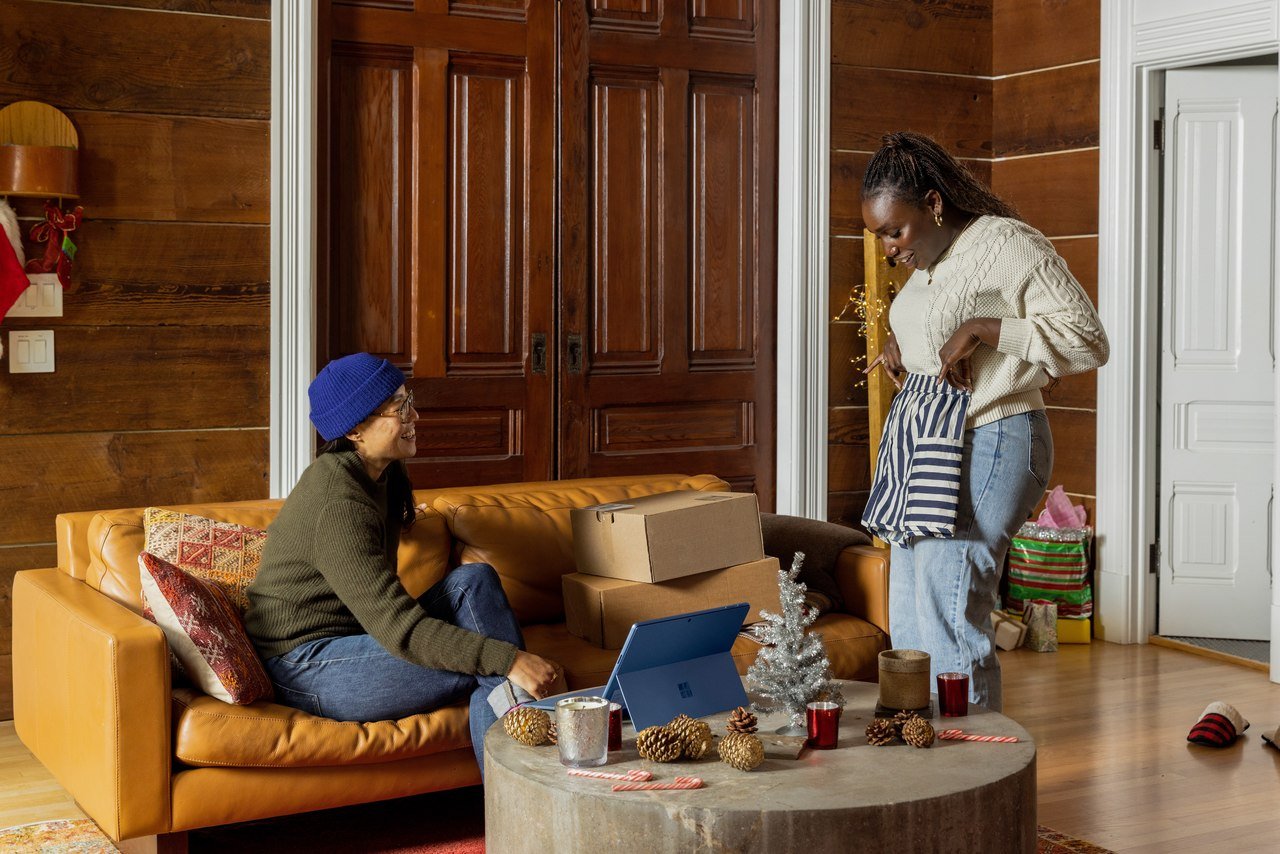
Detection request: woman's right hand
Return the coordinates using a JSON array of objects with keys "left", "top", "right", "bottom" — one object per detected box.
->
[
  {"left": 508, "top": 650, "right": 562, "bottom": 699},
  {"left": 864, "top": 332, "right": 905, "bottom": 389}
]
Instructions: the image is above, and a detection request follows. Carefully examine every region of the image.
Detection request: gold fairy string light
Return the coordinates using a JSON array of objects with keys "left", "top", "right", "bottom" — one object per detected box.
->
[{"left": 832, "top": 283, "right": 891, "bottom": 389}]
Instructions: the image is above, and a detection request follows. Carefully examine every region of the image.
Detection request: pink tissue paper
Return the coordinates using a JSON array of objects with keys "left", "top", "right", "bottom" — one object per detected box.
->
[{"left": 1036, "top": 485, "right": 1086, "bottom": 529}]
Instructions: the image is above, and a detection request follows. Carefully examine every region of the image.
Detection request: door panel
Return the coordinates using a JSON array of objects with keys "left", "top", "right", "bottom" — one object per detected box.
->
[
  {"left": 560, "top": 0, "right": 777, "bottom": 506},
  {"left": 329, "top": 44, "right": 414, "bottom": 363},
  {"left": 323, "top": 1, "right": 776, "bottom": 498},
  {"left": 323, "top": 2, "right": 557, "bottom": 488},
  {"left": 1158, "top": 66, "right": 1278, "bottom": 639}
]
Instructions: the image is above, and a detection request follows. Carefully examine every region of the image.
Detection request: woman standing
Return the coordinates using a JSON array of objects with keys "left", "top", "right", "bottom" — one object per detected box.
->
[
  {"left": 245, "top": 352, "right": 561, "bottom": 774},
  {"left": 859, "top": 132, "right": 1108, "bottom": 711}
]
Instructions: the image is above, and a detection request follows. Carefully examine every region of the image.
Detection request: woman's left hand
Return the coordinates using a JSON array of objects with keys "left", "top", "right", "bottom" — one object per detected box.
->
[{"left": 938, "top": 318, "right": 999, "bottom": 391}]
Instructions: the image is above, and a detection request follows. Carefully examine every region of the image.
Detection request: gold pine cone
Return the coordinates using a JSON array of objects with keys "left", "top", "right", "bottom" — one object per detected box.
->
[
  {"left": 902, "top": 717, "right": 935, "bottom": 748},
  {"left": 865, "top": 717, "right": 899, "bottom": 746},
  {"left": 636, "top": 725, "right": 683, "bottom": 763},
  {"left": 667, "top": 715, "right": 714, "bottom": 760},
  {"left": 892, "top": 710, "right": 918, "bottom": 733},
  {"left": 719, "top": 731, "right": 765, "bottom": 771},
  {"left": 726, "top": 706, "right": 758, "bottom": 734},
  {"left": 503, "top": 706, "right": 551, "bottom": 747},
  {"left": 684, "top": 721, "right": 714, "bottom": 759}
]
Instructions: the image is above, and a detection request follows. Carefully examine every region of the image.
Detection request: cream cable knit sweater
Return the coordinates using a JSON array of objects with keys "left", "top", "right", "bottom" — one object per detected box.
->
[{"left": 888, "top": 215, "right": 1109, "bottom": 427}]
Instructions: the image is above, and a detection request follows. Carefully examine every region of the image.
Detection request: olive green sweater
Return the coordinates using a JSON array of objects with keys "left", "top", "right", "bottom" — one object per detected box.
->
[{"left": 245, "top": 450, "right": 518, "bottom": 677}]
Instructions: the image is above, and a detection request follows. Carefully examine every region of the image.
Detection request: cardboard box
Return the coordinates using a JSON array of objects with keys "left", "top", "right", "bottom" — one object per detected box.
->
[
  {"left": 563, "top": 557, "right": 781, "bottom": 649},
  {"left": 571, "top": 490, "right": 764, "bottom": 583}
]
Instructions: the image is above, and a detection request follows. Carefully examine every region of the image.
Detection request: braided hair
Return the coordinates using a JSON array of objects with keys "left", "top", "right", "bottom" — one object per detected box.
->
[{"left": 861, "top": 131, "right": 1021, "bottom": 220}]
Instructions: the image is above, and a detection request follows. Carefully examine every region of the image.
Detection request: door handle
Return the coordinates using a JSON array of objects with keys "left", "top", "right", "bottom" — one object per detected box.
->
[
  {"left": 531, "top": 333, "right": 547, "bottom": 375},
  {"left": 567, "top": 333, "right": 583, "bottom": 374}
]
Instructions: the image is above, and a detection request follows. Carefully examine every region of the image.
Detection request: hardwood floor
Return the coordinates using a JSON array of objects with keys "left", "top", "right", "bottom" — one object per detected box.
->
[
  {"left": 0, "top": 642, "right": 1276, "bottom": 851},
  {"left": 1002, "top": 642, "right": 1280, "bottom": 853}
]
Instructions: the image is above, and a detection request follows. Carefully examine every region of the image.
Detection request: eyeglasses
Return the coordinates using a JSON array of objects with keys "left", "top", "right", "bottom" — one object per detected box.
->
[{"left": 374, "top": 390, "right": 416, "bottom": 423}]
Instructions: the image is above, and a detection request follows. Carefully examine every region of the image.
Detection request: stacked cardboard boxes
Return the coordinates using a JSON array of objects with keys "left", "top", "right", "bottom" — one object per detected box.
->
[{"left": 563, "top": 491, "right": 777, "bottom": 648}]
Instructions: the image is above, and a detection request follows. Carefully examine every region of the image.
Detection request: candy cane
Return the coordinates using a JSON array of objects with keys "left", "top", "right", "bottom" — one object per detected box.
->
[
  {"left": 937, "top": 729, "right": 1020, "bottom": 743},
  {"left": 567, "top": 768, "right": 653, "bottom": 782},
  {"left": 611, "top": 777, "right": 704, "bottom": 792}
]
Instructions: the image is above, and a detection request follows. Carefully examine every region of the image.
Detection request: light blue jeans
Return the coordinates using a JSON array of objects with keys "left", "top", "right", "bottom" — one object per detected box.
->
[
  {"left": 889, "top": 410, "right": 1052, "bottom": 712},
  {"left": 262, "top": 563, "right": 524, "bottom": 773}
]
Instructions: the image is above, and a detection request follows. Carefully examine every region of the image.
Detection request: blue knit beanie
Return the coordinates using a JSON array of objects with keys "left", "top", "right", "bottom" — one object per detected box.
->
[{"left": 308, "top": 353, "right": 406, "bottom": 442}]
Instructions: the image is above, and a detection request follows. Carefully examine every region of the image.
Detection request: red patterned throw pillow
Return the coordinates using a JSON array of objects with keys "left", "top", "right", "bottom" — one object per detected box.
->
[
  {"left": 143, "top": 507, "right": 266, "bottom": 613},
  {"left": 138, "top": 551, "right": 273, "bottom": 705}
]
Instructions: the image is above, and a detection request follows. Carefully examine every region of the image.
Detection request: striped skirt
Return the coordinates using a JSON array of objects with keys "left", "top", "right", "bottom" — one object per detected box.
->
[{"left": 861, "top": 373, "right": 971, "bottom": 544}]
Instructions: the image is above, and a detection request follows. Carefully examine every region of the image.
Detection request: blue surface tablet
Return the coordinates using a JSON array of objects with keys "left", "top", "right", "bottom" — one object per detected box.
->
[{"left": 528, "top": 602, "right": 750, "bottom": 729}]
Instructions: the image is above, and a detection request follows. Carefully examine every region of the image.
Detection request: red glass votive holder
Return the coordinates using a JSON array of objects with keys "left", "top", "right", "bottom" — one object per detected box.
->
[
  {"left": 806, "top": 701, "right": 841, "bottom": 749},
  {"left": 937, "top": 672, "right": 969, "bottom": 717},
  {"left": 608, "top": 703, "right": 623, "bottom": 751}
]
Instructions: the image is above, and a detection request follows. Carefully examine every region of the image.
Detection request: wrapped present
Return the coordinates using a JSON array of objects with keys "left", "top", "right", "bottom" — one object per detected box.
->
[
  {"left": 991, "top": 609, "right": 1028, "bottom": 651},
  {"left": 1006, "top": 522, "right": 1093, "bottom": 619}
]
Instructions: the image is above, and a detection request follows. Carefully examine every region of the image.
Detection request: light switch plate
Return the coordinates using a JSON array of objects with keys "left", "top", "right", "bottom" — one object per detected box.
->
[
  {"left": 5, "top": 274, "right": 63, "bottom": 318},
  {"left": 8, "top": 330, "right": 55, "bottom": 373}
]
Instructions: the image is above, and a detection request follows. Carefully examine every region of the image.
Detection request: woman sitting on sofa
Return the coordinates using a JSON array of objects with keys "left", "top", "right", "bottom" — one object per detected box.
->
[{"left": 245, "top": 352, "right": 562, "bottom": 774}]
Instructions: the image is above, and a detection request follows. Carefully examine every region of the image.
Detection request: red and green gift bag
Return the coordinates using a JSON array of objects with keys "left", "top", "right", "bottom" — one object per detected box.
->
[{"left": 1005, "top": 523, "right": 1093, "bottom": 619}]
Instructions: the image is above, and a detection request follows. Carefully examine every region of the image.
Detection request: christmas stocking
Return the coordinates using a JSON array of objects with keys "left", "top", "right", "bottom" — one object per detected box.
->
[
  {"left": 1187, "top": 701, "right": 1249, "bottom": 747},
  {"left": 0, "top": 198, "right": 28, "bottom": 319}
]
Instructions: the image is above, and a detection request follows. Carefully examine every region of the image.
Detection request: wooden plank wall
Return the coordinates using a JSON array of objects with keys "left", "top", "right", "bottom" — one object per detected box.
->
[
  {"left": 991, "top": 0, "right": 1101, "bottom": 522},
  {"left": 828, "top": 0, "right": 1101, "bottom": 528},
  {"left": 0, "top": 0, "right": 271, "bottom": 719},
  {"left": 828, "top": 0, "right": 994, "bottom": 527}
]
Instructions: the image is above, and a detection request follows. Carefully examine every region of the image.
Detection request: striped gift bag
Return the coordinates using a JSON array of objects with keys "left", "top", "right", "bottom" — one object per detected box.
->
[
  {"left": 1005, "top": 523, "right": 1093, "bottom": 619},
  {"left": 861, "top": 373, "right": 970, "bottom": 545}
]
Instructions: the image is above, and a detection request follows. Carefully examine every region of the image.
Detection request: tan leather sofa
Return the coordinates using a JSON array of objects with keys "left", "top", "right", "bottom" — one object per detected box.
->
[{"left": 13, "top": 473, "right": 889, "bottom": 848}]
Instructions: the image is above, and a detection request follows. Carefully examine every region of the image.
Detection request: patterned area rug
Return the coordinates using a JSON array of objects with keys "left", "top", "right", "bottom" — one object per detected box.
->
[
  {"left": 0, "top": 819, "right": 119, "bottom": 853},
  {"left": 0, "top": 812, "right": 1113, "bottom": 853},
  {"left": 1039, "top": 825, "right": 1117, "bottom": 853}
]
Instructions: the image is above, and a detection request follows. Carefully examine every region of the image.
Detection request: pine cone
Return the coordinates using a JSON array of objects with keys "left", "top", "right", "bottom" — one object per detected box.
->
[
  {"left": 503, "top": 706, "right": 551, "bottom": 747},
  {"left": 667, "top": 714, "right": 713, "bottom": 759},
  {"left": 726, "top": 706, "right": 758, "bottom": 734},
  {"left": 636, "top": 725, "right": 683, "bottom": 763},
  {"left": 892, "top": 710, "right": 918, "bottom": 734},
  {"left": 718, "top": 731, "right": 765, "bottom": 771},
  {"left": 901, "top": 717, "right": 935, "bottom": 748},
  {"left": 865, "top": 718, "right": 899, "bottom": 746},
  {"left": 546, "top": 721, "right": 558, "bottom": 745}
]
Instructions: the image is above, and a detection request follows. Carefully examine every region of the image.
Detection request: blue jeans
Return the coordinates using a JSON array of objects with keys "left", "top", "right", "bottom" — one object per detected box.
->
[
  {"left": 262, "top": 563, "right": 525, "bottom": 773},
  {"left": 889, "top": 410, "right": 1052, "bottom": 712}
]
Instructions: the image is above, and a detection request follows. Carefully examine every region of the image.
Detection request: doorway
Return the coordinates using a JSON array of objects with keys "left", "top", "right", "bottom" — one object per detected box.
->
[{"left": 1156, "top": 62, "right": 1279, "bottom": 655}]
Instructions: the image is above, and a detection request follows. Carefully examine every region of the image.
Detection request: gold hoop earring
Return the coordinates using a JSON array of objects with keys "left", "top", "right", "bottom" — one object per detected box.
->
[{"left": 934, "top": 212, "right": 943, "bottom": 227}]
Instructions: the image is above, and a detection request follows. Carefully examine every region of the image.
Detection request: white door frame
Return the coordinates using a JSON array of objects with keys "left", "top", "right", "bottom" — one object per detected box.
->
[
  {"left": 270, "top": 2, "right": 829, "bottom": 511},
  {"left": 1096, "top": 0, "right": 1279, "bottom": 677},
  {"left": 775, "top": 0, "right": 832, "bottom": 519},
  {"left": 269, "top": 0, "right": 318, "bottom": 498}
]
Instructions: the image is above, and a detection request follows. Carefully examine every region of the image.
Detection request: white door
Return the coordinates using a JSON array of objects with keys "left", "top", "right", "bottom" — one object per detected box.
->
[{"left": 1158, "top": 66, "right": 1278, "bottom": 639}]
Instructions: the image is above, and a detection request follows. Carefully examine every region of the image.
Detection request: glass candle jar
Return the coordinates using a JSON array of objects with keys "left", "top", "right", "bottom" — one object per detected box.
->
[{"left": 556, "top": 696, "right": 610, "bottom": 767}]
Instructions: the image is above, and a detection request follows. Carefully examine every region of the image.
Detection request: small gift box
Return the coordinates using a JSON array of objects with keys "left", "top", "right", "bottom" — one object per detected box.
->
[{"left": 991, "top": 610, "right": 1028, "bottom": 651}]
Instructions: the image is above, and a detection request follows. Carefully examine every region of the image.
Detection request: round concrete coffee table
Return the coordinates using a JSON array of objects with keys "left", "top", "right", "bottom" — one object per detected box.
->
[{"left": 485, "top": 680, "right": 1036, "bottom": 853}]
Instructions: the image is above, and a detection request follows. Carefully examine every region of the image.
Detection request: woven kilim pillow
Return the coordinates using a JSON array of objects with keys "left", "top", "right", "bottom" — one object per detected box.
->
[
  {"left": 143, "top": 508, "right": 266, "bottom": 613},
  {"left": 138, "top": 551, "right": 273, "bottom": 705}
]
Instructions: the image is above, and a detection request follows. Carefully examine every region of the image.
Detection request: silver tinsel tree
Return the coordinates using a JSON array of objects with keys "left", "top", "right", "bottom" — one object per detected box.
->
[{"left": 746, "top": 553, "right": 844, "bottom": 733}]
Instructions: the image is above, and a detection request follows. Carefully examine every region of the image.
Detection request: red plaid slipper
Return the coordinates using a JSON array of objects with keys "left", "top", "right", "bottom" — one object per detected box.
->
[{"left": 1187, "top": 701, "right": 1249, "bottom": 747}]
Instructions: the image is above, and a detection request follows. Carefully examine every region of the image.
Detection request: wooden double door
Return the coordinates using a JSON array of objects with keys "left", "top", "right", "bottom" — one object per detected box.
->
[{"left": 319, "top": 0, "right": 777, "bottom": 505}]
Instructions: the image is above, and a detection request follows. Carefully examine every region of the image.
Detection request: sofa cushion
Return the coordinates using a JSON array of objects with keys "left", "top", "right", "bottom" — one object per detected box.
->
[
  {"left": 172, "top": 688, "right": 472, "bottom": 768},
  {"left": 139, "top": 552, "right": 274, "bottom": 705},
  {"left": 143, "top": 508, "right": 266, "bottom": 612},
  {"left": 432, "top": 474, "right": 728, "bottom": 624}
]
